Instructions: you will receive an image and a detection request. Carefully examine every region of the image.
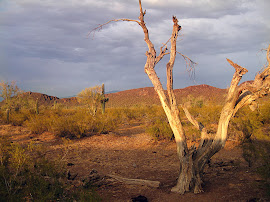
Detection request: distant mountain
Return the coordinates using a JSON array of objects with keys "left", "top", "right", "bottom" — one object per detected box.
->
[
  {"left": 106, "top": 90, "right": 119, "bottom": 94},
  {"left": 59, "top": 95, "right": 77, "bottom": 99},
  {"left": 19, "top": 92, "right": 78, "bottom": 106},
  {"left": 59, "top": 90, "right": 119, "bottom": 99},
  {"left": 23, "top": 92, "right": 59, "bottom": 105},
  {"left": 106, "top": 84, "right": 226, "bottom": 107},
  {"left": 4, "top": 85, "right": 227, "bottom": 108}
]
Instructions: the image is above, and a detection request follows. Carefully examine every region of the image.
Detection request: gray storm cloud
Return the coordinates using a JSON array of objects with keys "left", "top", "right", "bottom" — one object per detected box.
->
[{"left": 0, "top": 0, "right": 269, "bottom": 97}]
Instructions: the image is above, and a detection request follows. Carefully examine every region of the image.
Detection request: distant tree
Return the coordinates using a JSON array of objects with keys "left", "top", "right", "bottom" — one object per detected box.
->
[
  {"left": 77, "top": 85, "right": 103, "bottom": 115},
  {"left": 0, "top": 81, "right": 22, "bottom": 110},
  {"left": 91, "top": 0, "right": 270, "bottom": 194}
]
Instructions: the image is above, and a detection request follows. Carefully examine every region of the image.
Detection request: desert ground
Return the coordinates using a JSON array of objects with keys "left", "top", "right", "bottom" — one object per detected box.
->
[{"left": 1, "top": 120, "right": 267, "bottom": 202}]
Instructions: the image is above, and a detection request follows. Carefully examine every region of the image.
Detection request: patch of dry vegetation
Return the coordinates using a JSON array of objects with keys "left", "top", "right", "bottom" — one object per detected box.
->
[
  {"left": 0, "top": 136, "right": 100, "bottom": 201},
  {"left": 0, "top": 88, "right": 270, "bottom": 199}
]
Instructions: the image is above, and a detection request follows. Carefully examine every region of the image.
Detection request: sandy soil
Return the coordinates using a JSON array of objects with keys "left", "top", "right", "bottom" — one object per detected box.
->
[{"left": 0, "top": 123, "right": 268, "bottom": 201}]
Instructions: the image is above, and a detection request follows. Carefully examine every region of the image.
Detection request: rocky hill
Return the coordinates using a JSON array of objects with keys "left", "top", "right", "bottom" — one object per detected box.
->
[
  {"left": 23, "top": 92, "right": 59, "bottom": 105},
  {"left": 12, "top": 85, "right": 227, "bottom": 108},
  {"left": 20, "top": 92, "right": 78, "bottom": 106},
  {"left": 106, "top": 84, "right": 226, "bottom": 107}
]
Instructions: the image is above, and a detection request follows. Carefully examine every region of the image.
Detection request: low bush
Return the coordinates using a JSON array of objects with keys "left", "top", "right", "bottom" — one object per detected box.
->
[
  {"left": 229, "top": 102, "right": 270, "bottom": 197},
  {"left": 146, "top": 118, "right": 174, "bottom": 140},
  {"left": 144, "top": 105, "right": 173, "bottom": 140},
  {"left": 25, "top": 108, "right": 125, "bottom": 138},
  {"left": 9, "top": 110, "right": 31, "bottom": 126},
  {"left": 0, "top": 137, "right": 100, "bottom": 201},
  {"left": 260, "top": 101, "right": 270, "bottom": 125},
  {"left": 229, "top": 103, "right": 270, "bottom": 141},
  {"left": 0, "top": 138, "right": 67, "bottom": 201},
  {"left": 189, "top": 103, "right": 223, "bottom": 126},
  {"left": 24, "top": 113, "right": 51, "bottom": 134}
]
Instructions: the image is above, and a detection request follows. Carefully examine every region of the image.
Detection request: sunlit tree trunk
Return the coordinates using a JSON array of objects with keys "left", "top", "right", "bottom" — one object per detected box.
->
[{"left": 92, "top": 0, "right": 270, "bottom": 194}]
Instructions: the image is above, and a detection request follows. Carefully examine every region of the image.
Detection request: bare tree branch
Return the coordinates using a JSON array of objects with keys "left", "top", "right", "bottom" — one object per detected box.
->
[
  {"left": 267, "top": 44, "right": 270, "bottom": 64},
  {"left": 181, "top": 104, "right": 204, "bottom": 131},
  {"left": 166, "top": 16, "right": 181, "bottom": 108},
  {"left": 87, "top": 18, "right": 140, "bottom": 38},
  {"left": 177, "top": 51, "right": 197, "bottom": 78},
  {"left": 155, "top": 46, "right": 169, "bottom": 65}
]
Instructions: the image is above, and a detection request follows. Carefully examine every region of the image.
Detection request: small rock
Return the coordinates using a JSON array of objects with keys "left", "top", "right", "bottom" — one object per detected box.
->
[
  {"left": 89, "top": 169, "right": 98, "bottom": 175},
  {"left": 131, "top": 195, "right": 148, "bottom": 202},
  {"left": 246, "top": 198, "right": 260, "bottom": 202},
  {"left": 67, "top": 171, "right": 78, "bottom": 180}
]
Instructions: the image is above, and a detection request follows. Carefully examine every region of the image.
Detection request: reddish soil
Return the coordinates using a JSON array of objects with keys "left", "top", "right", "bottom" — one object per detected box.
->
[{"left": 0, "top": 122, "right": 268, "bottom": 201}]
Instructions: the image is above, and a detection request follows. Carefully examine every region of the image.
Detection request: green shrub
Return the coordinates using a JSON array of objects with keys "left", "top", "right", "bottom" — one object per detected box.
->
[
  {"left": 0, "top": 138, "right": 65, "bottom": 201},
  {"left": 9, "top": 110, "right": 31, "bottom": 126},
  {"left": 119, "top": 106, "right": 147, "bottom": 121},
  {"left": 229, "top": 106, "right": 266, "bottom": 141},
  {"left": 146, "top": 119, "right": 174, "bottom": 140},
  {"left": 260, "top": 101, "right": 270, "bottom": 124},
  {"left": 184, "top": 126, "right": 201, "bottom": 141},
  {"left": 229, "top": 102, "right": 270, "bottom": 198},
  {"left": 25, "top": 108, "right": 123, "bottom": 138},
  {"left": 241, "top": 139, "right": 270, "bottom": 197},
  {"left": 193, "top": 104, "right": 223, "bottom": 125},
  {"left": 144, "top": 105, "right": 174, "bottom": 140},
  {"left": 25, "top": 114, "right": 51, "bottom": 134},
  {"left": 0, "top": 137, "right": 100, "bottom": 201}
]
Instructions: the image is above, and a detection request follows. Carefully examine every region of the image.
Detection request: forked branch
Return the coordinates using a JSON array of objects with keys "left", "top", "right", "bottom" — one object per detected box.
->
[{"left": 230, "top": 45, "right": 270, "bottom": 116}]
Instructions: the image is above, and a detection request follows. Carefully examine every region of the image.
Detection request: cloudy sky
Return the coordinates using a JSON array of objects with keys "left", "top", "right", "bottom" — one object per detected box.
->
[{"left": 0, "top": 0, "right": 269, "bottom": 97}]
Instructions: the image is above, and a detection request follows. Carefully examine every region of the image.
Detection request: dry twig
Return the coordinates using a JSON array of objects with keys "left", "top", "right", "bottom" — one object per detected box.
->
[{"left": 177, "top": 51, "right": 197, "bottom": 78}]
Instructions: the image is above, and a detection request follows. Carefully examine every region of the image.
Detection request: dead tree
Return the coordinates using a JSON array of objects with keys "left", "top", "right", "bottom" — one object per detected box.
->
[{"left": 91, "top": 0, "right": 270, "bottom": 194}]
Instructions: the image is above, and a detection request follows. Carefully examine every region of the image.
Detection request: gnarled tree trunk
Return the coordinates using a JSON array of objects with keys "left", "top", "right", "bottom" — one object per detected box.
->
[{"left": 92, "top": 0, "right": 270, "bottom": 194}]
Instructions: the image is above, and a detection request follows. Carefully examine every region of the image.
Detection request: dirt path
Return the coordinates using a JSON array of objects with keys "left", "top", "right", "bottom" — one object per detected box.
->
[{"left": 0, "top": 123, "right": 267, "bottom": 201}]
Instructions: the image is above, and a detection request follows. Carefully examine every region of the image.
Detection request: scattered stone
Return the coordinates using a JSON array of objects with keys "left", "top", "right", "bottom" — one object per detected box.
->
[
  {"left": 67, "top": 171, "right": 78, "bottom": 180},
  {"left": 89, "top": 169, "right": 98, "bottom": 175},
  {"left": 213, "top": 160, "right": 235, "bottom": 167},
  {"left": 246, "top": 198, "right": 260, "bottom": 202},
  {"left": 131, "top": 195, "right": 148, "bottom": 202},
  {"left": 82, "top": 169, "right": 110, "bottom": 188}
]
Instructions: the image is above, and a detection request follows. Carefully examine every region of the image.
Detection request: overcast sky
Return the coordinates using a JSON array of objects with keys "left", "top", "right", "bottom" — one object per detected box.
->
[{"left": 0, "top": 0, "right": 269, "bottom": 97}]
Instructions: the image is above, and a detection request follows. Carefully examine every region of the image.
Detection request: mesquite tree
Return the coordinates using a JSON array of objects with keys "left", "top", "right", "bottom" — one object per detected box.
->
[
  {"left": 0, "top": 81, "right": 21, "bottom": 110},
  {"left": 91, "top": 0, "right": 270, "bottom": 194},
  {"left": 77, "top": 85, "right": 103, "bottom": 115}
]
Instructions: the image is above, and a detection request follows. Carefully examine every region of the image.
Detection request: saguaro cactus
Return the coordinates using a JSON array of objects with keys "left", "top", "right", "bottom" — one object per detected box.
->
[
  {"left": 53, "top": 100, "right": 57, "bottom": 110},
  {"left": 6, "top": 108, "right": 10, "bottom": 124},
  {"left": 100, "top": 83, "right": 109, "bottom": 114},
  {"left": 35, "top": 98, "right": 39, "bottom": 115}
]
